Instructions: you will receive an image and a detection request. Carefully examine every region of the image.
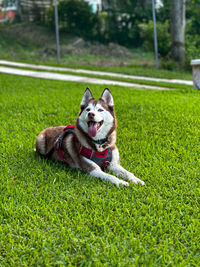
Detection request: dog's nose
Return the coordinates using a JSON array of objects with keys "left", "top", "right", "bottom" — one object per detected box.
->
[{"left": 88, "top": 112, "right": 95, "bottom": 120}]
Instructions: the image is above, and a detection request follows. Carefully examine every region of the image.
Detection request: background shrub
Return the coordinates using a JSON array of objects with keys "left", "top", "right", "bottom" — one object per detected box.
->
[
  {"left": 184, "top": 22, "right": 200, "bottom": 69},
  {"left": 139, "top": 20, "right": 171, "bottom": 57},
  {"left": 46, "top": 0, "right": 99, "bottom": 40}
]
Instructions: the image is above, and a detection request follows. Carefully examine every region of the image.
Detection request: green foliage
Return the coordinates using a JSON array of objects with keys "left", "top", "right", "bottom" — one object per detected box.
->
[
  {"left": 186, "top": 0, "right": 200, "bottom": 36},
  {"left": 184, "top": 22, "right": 200, "bottom": 69},
  {"left": 155, "top": 0, "right": 171, "bottom": 23},
  {"left": 0, "top": 74, "right": 200, "bottom": 265},
  {"left": 102, "top": 12, "right": 142, "bottom": 46},
  {"left": 46, "top": 0, "right": 99, "bottom": 40},
  {"left": 139, "top": 20, "right": 171, "bottom": 57},
  {"left": 160, "top": 59, "right": 179, "bottom": 71},
  {"left": 101, "top": 1, "right": 152, "bottom": 47},
  {"left": 30, "top": 2, "right": 46, "bottom": 24}
]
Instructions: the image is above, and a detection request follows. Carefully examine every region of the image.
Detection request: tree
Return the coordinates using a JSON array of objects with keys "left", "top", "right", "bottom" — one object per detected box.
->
[
  {"left": 46, "top": 0, "right": 98, "bottom": 40},
  {"left": 170, "top": 0, "right": 186, "bottom": 64}
]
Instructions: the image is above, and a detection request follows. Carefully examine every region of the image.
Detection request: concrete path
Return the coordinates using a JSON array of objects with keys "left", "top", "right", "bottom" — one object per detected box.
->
[
  {"left": 0, "top": 66, "right": 172, "bottom": 90},
  {"left": 0, "top": 60, "right": 192, "bottom": 86}
]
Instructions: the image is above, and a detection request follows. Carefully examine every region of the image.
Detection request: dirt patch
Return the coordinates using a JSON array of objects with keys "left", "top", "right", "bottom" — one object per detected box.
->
[
  {"left": 88, "top": 42, "right": 133, "bottom": 58},
  {"left": 38, "top": 38, "right": 133, "bottom": 60},
  {"left": 62, "top": 40, "right": 133, "bottom": 58}
]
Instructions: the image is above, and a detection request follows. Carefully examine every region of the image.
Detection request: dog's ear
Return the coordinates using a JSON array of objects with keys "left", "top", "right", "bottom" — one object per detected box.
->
[
  {"left": 101, "top": 88, "right": 114, "bottom": 107},
  {"left": 81, "top": 88, "right": 93, "bottom": 107}
]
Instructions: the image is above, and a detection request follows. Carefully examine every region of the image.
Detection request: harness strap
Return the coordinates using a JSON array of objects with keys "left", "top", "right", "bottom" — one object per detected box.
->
[
  {"left": 43, "top": 125, "right": 112, "bottom": 169},
  {"left": 55, "top": 125, "right": 76, "bottom": 164}
]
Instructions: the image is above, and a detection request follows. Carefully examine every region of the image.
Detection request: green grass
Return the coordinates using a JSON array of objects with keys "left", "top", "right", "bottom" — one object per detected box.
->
[{"left": 0, "top": 73, "right": 200, "bottom": 266}]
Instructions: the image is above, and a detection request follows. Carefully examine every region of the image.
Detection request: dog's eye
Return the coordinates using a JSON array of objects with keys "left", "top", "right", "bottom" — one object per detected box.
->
[
  {"left": 86, "top": 108, "right": 90, "bottom": 112},
  {"left": 98, "top": 109, "right": 104, "bottom": 112}
]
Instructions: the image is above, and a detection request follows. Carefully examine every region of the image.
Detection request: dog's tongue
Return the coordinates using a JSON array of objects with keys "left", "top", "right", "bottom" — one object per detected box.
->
[{"left": 88, "top": 122, "right": 98, "bottom": 137}]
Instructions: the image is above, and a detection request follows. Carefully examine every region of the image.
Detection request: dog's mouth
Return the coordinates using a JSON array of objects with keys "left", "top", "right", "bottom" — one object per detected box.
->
[{"left": 87, "top": 120, "right": 103, "bottom": 137}]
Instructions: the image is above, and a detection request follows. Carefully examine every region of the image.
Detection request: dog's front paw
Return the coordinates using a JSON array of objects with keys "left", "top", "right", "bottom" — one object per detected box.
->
[
  {"left": 119, "top": 180, "right": 129, "bottom": 187},
  {"left": 115, "top": 179, "right": 129, "bottom": 188},
  {"left": 129, "top": 176, "right": 145, "bottom": 185}
]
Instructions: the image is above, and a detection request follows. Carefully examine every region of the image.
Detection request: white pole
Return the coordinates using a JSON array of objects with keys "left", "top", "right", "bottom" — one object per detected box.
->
[
  {"left": 152, "top": 0, "right": 159, "bottom": 68},
  {"left": 54, "top": 0, "right": 60, "bottom": 64}
]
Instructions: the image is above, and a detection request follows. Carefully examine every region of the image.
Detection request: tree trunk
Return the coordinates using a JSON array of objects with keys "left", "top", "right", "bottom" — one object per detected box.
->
[{"left": 170, "top": 0, "right": 186, "bottom": 65}]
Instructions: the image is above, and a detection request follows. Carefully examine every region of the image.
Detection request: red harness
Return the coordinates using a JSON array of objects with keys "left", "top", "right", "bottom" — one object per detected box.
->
[{"left": 56, "top": 125, "right": 112, "bottom": 170}]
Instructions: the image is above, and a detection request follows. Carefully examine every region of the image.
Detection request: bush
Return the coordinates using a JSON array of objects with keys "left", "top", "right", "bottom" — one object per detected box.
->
[
  {"left": 139, "top": 20, "right": 171, "bottom": 57},
  {"left": 101, "top": 12, "right": 147, "bottom": 47},
  {"left": 160, "top": 59, "right": 179, "bottom": 70}
]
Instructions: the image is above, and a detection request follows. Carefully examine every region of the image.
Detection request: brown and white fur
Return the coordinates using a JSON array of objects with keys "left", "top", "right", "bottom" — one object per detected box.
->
[{"left": 36, "top": 88, "right": 145, "bottom": 187}]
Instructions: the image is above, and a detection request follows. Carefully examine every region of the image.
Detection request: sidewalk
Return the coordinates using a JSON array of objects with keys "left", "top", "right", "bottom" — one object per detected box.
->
[{"left": 0, "top": 60, "right": 192, "bottom": 90}]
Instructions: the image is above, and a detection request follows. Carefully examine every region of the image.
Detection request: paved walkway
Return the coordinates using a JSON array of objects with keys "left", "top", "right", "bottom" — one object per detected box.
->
[
  {"left": 0, "top": 60, "right": 192, "bottom": 90},
  {"left": 0, "top": 66, "right": 171, "bottom": 90}
]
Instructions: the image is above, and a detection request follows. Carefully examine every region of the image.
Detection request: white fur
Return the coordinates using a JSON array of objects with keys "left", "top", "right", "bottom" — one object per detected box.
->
[
  {"left": 108, "top": 148, "right": 145, "bottom": 185},
  {"left": 101, "top": 89, "right": 114, "bottom": 107},
  {"left": 90, "top": 169, "right": 129, "bottom": 187},
  {"left": 78, "top": 103, "right": 114, "bottom": 140},
  {"left": 81, "top": 89, "right": 93, "bottom": 106},
  {"left": 64, "top": 135, "right": 74, "bottom": 156},
  {"left": 83, "top": 157, "right": 129, "bottom": 187},
  {"left": 36, "top": 134, "right": 45, "bottom": 155}
]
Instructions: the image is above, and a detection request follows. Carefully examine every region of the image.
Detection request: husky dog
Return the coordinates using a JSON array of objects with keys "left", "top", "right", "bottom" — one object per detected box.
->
[{"left": 36, "top": 88, "right": 145, "bottom": 187}]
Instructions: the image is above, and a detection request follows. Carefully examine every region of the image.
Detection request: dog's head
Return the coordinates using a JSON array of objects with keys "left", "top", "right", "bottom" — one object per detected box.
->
[{"left": 77, "top": 88, "right": 116, "bottom": 141}]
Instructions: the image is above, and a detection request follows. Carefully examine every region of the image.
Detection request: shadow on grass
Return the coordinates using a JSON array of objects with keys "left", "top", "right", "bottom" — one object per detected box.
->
[{"left": 30, "top": 150, "right": 93, "bottom": 185}]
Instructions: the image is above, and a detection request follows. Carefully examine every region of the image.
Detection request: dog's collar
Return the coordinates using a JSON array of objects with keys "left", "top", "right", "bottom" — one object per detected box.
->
[{"left": 89, "top": 137, "right": 108, "bottom": 146}]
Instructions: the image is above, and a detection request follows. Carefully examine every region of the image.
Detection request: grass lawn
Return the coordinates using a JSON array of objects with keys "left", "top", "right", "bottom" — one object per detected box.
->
[{"left": 0, "top": 73, "right": 200, "bottom": 266}]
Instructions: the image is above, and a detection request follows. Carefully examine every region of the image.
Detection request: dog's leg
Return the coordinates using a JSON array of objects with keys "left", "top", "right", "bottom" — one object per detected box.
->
[
  {"left": 90, "top": 168, "right": 129, "bottom": 187},
  {"left": 107, "top": 147, "right": 145, "bottom": 185},
  {"left": 108, "top": 163, "right": 145, "bottom": 185},
  {"left": 82, "top": 158, "right": 129, "bottom": 187}
]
